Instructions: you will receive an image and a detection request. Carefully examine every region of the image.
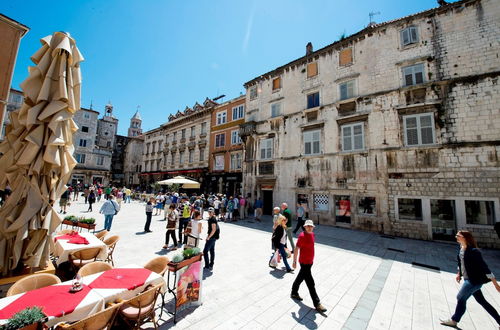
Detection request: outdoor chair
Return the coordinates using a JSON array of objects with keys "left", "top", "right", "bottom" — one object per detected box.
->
[
  {"left": 54, "top": 301, "right": 123, "bottom": 330},
  {"left": 118, "top": 283, "right": 162, "bottom": 330},
  {"left": 103, "top": 235, "right": 120, "bottom": 267},
  {"left": 94, "top": 230, "right": 108, "bottom": 241},
  {"left": 77, "top": 261, "right": 113, "bottom": 277},
  {"left": 56, "top": 229, "right": 76, "bottom": 235},
  {"left": 7, "top": 273, "right": 61, "bottom": 296},
  {"left": 143, "top": 256, "right": 169, "bottom": 318},
  {"left": 69, "top": 247, "right": 102, "bottom": 269},
  {"left": 143, "top": 256, "right": 169, "bottom": 277}
]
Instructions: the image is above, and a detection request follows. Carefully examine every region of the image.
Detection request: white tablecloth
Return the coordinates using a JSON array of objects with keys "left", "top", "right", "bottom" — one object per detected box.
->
[
  {"left": 0, "top": 281, "right": 105, "bottom": 327},
  {"left": 81, "top": 264, "right": 167, "bottom": 303},
  {"left": 53, "top": 232, "right": 107, "bottom": 265}
]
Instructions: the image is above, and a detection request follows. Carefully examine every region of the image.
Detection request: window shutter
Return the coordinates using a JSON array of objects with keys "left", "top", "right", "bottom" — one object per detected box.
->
[
  {"left": 340, "top": 84, "right": 348, "bottom": 100},
  {"left": 415, "top": 71, "right": 423, "bottom": 84},
  {"left": 353, "top": 124, "right": 364, "bottom": 150},
  {"left": 419, "top": 115, "right": 434, "bottom": 144},
  {"left": 339, "top": 48, "right": 353, "bottom": 66},
  {"left": 405, "top": 117, "right": 419, "bottom": 145},
  {"left": 342, "top": 126, "right": 352, "bottom": 151},
  {"left": 410, "top": 27, "right": 418, "bottom": 43},
  {"left": 313, "top": 141, "right": 320, "bottom": 154},
  {"left": 307, "top": 62, "right": 318, "bottom": 77},
  {"left": 401, "top": 29, "right": 410, "bottom": 46},
  {"left": 347, "top": 81, "right": 354, "bottom": 98}
]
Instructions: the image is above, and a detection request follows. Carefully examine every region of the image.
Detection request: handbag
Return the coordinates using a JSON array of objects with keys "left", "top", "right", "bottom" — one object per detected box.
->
[
  {"left": 269, "top": 250, "right": 279, "bottom": 268},
  {"left": 111, "top": 201, "right": 118, "bottom": 215}
]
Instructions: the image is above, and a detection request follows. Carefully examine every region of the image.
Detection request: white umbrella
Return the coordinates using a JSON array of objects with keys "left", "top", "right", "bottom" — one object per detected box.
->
[
  {"left": 0, "top": 31, "right": 83, "bottom": 275},
  {"left": 157, "top": 176, "right": 200, "bottom": 189}
]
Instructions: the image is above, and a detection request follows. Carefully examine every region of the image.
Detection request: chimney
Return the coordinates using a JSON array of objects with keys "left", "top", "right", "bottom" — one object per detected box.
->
[{"left": 306, "top": 42, "right": 313, "bottom": 55}]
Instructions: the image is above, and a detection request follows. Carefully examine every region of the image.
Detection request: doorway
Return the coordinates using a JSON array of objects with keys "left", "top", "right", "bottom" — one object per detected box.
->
[{"left": 262, "top": 190, "right": 273, "bottom": 215}]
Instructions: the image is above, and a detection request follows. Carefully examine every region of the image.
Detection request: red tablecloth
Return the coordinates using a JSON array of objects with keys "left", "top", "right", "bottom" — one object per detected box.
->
[
  {"left": 55, "top": 233, "right": 89, "bottom": 245},
  {"left": 88, "top": 268, "right": 152, "bottom": 290},
  {"left": 0, "top": 285, "right": 91, "bottom": 319}
]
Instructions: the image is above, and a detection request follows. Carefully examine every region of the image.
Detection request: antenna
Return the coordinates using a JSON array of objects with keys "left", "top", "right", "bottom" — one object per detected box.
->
[
  {"left": 369, "top": 11, "right": 381, "bottom": 25},
  {"left": 90, "top": 100, "right": 93, "bottom": 109},
  {"left": 136, "top": 105, "right": 141, "bottom": 111}
]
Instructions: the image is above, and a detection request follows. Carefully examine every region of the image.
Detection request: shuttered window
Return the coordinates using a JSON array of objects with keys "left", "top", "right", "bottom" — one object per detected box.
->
[
  {"left": 307, "top": 62, "right": 318, "bottom": 78},
  {"left": 339, "top": 48, "right": 353, "bottom": 66},
  {"left": 342, "top": 123, "right": 364, "bottom": 151},
  {"left": 402, "top": 64, "right": 424, "bottom": 86},
  {"left": 303, "top": 130, "right": 321, "bottom": 155},
  {"left": 403, "top": 113, "right": 435, "bottom": 146},
  {"left": 272, "top": 77, "right": 281, "bottom": 91},
  {"left": 401, "top": 26, "right": 419, "bottom": 46}
]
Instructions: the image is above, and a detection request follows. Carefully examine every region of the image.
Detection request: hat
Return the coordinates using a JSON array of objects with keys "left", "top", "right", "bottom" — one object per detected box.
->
[
  {"left": 208, "top": 207, "right": 215, "bottom": 212},
  {"left": 304, "top": 220, "right": 315, "bottom": 227}
]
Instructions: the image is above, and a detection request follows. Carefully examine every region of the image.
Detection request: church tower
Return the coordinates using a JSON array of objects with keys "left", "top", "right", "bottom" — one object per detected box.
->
[{"left": 128, "top": 110, "right": 142, "bottom": 137}]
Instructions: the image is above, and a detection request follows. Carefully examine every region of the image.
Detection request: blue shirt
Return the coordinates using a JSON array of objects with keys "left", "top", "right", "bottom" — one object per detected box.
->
[
  {"left": 100, "top": 200, "right": 120, "bottom": 215},
  {"left": 255, "top": 199, "right": 263, "bottom": 208}
]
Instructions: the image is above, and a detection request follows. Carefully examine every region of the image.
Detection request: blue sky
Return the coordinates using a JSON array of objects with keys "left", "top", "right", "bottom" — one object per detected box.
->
[{"left": 2, "top": 0, "right": 438, "bottom": 135}]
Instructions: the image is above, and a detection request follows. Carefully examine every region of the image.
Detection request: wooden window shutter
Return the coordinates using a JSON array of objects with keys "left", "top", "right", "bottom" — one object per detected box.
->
[
  {"left": 272, "top": 77, "right": 281, "bottom": 90},
  {"left": 307, "top": 62, "right": 318, "bottom": 78},
  {"left": 339, "top": 48, "right": 353, "bottom": 66}
]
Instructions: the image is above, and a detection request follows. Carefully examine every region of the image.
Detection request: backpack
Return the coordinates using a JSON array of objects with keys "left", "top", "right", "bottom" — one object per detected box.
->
[{"left": 182, "top": 204, "right": 191, "bottom": 218}]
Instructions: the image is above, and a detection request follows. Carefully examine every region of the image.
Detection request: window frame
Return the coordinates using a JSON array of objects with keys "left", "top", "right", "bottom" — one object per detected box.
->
[
  {"left": 400, "top": 26, "right": 419, "bottom": 47},
  {"left": 232, "top": 105, "right": 245, "bottom": 120},
  {"left": 339, "top": 79, "right": 356, "bottom": 101},
  {"left": 189, "top": 149, "right": 194, "bottom": 163},
  {"left": 190, "top": 126, "right": 195, "bottom": 137},
  {"left": 341, "top": 122, "right": 365, "bottom": 152},
  {"left": 306, "top": 62, "right": 318, "bottom": 78},
  {"left": 403, "top": 113, "right": 435, "bottom": 147},
  {"left": 402, "top": 63, "right": 425, "bottom": 87},
  {"left": 179, "top": 151, "right": 184, "bottom": 164},
  {"left": 303, "top": 129, "right": 321, "bottom": 156},
  {"left": 260, "top": 138, "right": 273, "bottom": 160},
  {"left": 79, "top": 139, "right": 87, "bottom": 147},
  {"left": 231, "top": 130, "right": 242, "bottom": 145},
  {"left": 306, "top": 91, "right": 320, "bottom": 109},
  {"left": 96, "top": 155, "right": 104, "bottom": 166},
  {"left": 81, "top": 126, "right": 89, "bottom": 133},
  {"left": 230, "top": 152, "right": 242, "bottom": 170},
  {"left": 271, "top": 102, "right": 281, "bottom": 118},
  {"left": 215, "top": 133, "right": 226, "bottom": 148},
  {"left": 216, "top": 111, "right": 227, "bottom": 125},
  {"left": 199, "top": 148, "right": 205, "bottom": 161},
  {"left": 75, "top": 153, "right": 86, "bottom": 164},
  {"left": 201, "top": 122, "right": 207, "bottom": 134}
]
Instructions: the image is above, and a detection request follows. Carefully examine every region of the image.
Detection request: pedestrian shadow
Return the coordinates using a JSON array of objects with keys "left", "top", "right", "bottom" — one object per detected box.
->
[
  {"left": 291, "top": 300, "right": 321, "bottom": 328},
  {"left": 155, "top": 249, "right": 169, "bottom": 256},
  {"left": 135, "top": 231, "right": 148, "bottom": 235},
  {"left": 269, "top": 269, "right": 285, "bottom": 279}
]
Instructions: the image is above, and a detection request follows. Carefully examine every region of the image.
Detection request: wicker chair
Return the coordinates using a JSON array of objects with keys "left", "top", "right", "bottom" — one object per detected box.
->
[
  {"left": 77, "top": 261, "right": 113, "bottom": 277},
  {"left": 103, "top": 235, "right": 120, "bottom": 267},
  {"left": 56, "top": 229, "right": 76, "bottom": 235},
  {"left": 94, "top": 230, "right": 108, "bottom": 241},
  {"left": 69, "top": 247, "right": 102, "bottom": 269},
  {"left": 7, "top": 273, "right": 61, "bottom": 296},
  {"left": 143, "top": 256, "right": 169, "bottom": 318},
  {"left": 55, "top": 302, "right": 122, "bottom": 330},
  {"left": 119, "top": 283, "right": 162, "bottom": 329},
  {"left": 143, "top": 256, "right": 169, "bottom": 277}
]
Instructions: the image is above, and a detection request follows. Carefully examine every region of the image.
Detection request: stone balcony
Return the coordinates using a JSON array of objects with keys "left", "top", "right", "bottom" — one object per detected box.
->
[{"left": 239, "top": 121, "right": 256, "bottom": 138}]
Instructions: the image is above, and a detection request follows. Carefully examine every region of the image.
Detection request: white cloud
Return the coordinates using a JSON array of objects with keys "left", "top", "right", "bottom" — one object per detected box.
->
[{"left": 242, "top": 3, "right": 256, "bottom": 54}]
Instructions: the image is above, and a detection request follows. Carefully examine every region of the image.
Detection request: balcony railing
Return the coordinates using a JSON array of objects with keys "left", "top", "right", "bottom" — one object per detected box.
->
[
  {"left": 258, "top": 162, "right": 274, "bottom": 175},
  {"left": 239, "top": 121, "right": 256, "bottom": 137}
]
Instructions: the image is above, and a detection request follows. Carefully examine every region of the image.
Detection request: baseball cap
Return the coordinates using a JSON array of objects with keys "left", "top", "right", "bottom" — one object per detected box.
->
[
  {"left": 208, "top": 207, "right": 215, "bottom": 212},
  {"left": 304, "top": 220, "right": 315, "bottom": 227}
]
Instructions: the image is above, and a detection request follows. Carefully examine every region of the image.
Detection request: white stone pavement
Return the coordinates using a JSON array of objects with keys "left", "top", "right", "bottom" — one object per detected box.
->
[{"left": 59, "top": 197, "right": 500, "bottom": 329}]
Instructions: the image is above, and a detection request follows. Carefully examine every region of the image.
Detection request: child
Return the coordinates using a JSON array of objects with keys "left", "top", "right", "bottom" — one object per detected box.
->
[
  {"left": 144, "top": 197, "right": 155, "bottom": 232},
  {"left": 163, "top": 204, "right": 178, "bottom": 250},
  {"left": 291, "top": 220, "right": 327, "bottom": 313}
]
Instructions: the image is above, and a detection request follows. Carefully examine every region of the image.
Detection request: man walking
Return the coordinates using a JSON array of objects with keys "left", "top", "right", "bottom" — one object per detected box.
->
[
  {"left": 281, "top": 203, "right": 295, "bottom": 252},
  {"left": 203, "top": 207, "right": 219, "bottom": 271},
  {"left": 254, "top": 197, "right": 263, "bottom": 222},
  {"left": 293, "top": 202, "right": 305, "bottom": 235},
  {"left": 99, "top": 195, "right": 120, "bottom": 231},
  {"left": 291, "top": 220, "right": 327, "bottom": 313}
]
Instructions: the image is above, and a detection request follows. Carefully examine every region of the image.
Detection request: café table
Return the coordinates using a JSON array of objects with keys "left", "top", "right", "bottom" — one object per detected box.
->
[
  {"left": 53, "top": 232, "right": 107, "bottom": 266},
  {"left": 0, "top": 280, "right": 105, "bottom": 327},
  {"left": 82, "top": 264, "right": 167, "bottom": 303}
]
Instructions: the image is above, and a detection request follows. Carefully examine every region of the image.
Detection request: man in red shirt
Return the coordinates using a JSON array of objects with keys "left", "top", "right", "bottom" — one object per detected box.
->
[{"left": 291, "top": 220, "right": 327, "bottom": 313}]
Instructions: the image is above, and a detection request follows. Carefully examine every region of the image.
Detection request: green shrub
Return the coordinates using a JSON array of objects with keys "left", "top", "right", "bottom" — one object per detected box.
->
[
  {"left": 192, "top": 247, "right": 201, "bottom": 255},
  {"left": 64, "top": 215, "right": 78, "bottom": 222},
  {"left": 172, "top": 254, "right": 184, "bottom": 263},
  {"left": 78, "top": 218, "right": 95, "bottom": 224},
  {"left": 2, "top": 306, "right": 46, "bottom": 330}
]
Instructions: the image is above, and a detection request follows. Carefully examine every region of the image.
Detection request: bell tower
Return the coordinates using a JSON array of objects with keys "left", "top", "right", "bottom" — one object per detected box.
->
[{"left": 128, "top": 108, "right": 142, "bottom": 137}]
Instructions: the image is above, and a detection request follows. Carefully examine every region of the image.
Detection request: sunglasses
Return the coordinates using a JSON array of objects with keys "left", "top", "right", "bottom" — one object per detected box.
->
[{"left": 455, "top": 234, "right": 463, "bottom": 238}]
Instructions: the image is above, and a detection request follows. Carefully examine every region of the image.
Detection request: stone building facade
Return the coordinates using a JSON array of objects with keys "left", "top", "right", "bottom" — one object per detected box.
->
[
  {"left": 208, "top": 95, "right": 245, "bottom": 195},
  {"left": 0, "top": 14, "right": 28, "bottom": 141},
  {"left": 2, "top": 88, "right": 23, "bottom": 139},
  {"left": 241, "top": 0, "right": 500, "bottom": 247},
  {"left": 123, "top": 136, "right": 144, "bottom": 186},
  {"left": 72, "top": 107, "right": 113, "bottom": 185},
  {"left": 141, "top": 127, "right": 164, "bottom": 185}
]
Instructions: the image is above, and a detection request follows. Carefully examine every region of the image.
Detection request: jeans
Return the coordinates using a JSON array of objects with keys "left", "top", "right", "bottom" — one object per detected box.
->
[
  {"left": 270, "top": 243, "right": 292, "bottom": 272},
  {"left": 144, "top": 212, "right": 152, "bottom": 231},
  {"left": 104, "top": 214, "right": 114, "bottom": 231},
  {"left": 293, "top": 217, "right": 305, "bottom": 234},
  {"left": 203, "top": 238, "right": 217, "bottom": 268},
  {"left": 452, "top": 279, "right": 500, "bottom": 324},
  {"left": 178, "top": 218, "right": 189, "bottom": 245},
  {"left": 285, "top": 228, "right": 295, "bottom": 251},
  {"left": 292, "top": 263, "right": 320, "bottom": 307},
  {"left": 125, "top": 195, "right": 131, "bottom": 203}
]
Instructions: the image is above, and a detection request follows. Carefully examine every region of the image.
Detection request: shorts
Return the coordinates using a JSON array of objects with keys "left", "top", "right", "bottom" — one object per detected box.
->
[
  {"left": 59, "top": 198, "right": 68, "bottom": 207},
  {"left": 215, "top": 209, "right": 220, "bottom": 216}
]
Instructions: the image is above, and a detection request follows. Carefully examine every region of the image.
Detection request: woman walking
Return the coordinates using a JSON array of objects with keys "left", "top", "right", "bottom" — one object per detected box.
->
[
  {"left": 440, "top": 230, "right": 500, "bottom": 328},
  {"left": 270, "top": 215, "right": 294, "bottom": 273},
  {"left": 87, "top": 189, "right": 96, "bottom": 212},
  {"left": 163, "top": 204, "right": 178, "bottom": 250}
]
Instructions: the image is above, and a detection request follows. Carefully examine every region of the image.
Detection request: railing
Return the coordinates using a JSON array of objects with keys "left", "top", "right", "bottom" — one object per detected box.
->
[{"left": 258, "top": 162, "right": 274, "bottom": 175}]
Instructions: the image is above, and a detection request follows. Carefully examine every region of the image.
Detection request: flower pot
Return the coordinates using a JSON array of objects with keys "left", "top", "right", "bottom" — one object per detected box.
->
[
  {"left": 77, "top": 222, "right": 96, "bottom": 230},
  {"left": 168, "top": 253, "right": 202, "bottom": 272},
  {"left": 62, "top": 219, "right": 78, "bottom": 227}
]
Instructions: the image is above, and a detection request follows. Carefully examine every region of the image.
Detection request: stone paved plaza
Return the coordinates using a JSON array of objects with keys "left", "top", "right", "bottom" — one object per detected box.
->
[{"left": 60, "top": 197, "right": 500, "bottom": 329}]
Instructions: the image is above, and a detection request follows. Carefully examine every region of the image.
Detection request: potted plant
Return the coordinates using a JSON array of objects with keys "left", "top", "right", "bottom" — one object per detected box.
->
[
  {"left": 62, "top": 215, "right": 78, "bottom": 227},
  {"left": 1, "top": 307, "right": 47, "bottom": 330},
  {"left": 77, "top": 217, "right": 96, "bottom": 230},
  {"left": 168, "top": 247, "right": 202, "bottom": 272}
]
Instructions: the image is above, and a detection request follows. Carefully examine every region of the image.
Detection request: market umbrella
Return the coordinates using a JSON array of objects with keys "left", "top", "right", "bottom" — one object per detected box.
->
[
  {"left": 0, "top": 31, "right": 83, "bottom": 275},
  {"left": 157, "top": 176, "right": 201, "bottom": 189}
]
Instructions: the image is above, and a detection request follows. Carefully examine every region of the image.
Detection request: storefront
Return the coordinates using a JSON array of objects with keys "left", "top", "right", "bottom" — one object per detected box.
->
[{"left": 207, "top": 172, "right": 242, "bottom": 196}]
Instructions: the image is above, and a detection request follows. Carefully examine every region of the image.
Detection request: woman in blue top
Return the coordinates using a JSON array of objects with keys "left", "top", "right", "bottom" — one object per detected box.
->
[
  {"left": 99, "top": 195, "right": 120, "bottom": 231},
  {"left": 441, "top": 230, "right": 500, "bottom": 328}
]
